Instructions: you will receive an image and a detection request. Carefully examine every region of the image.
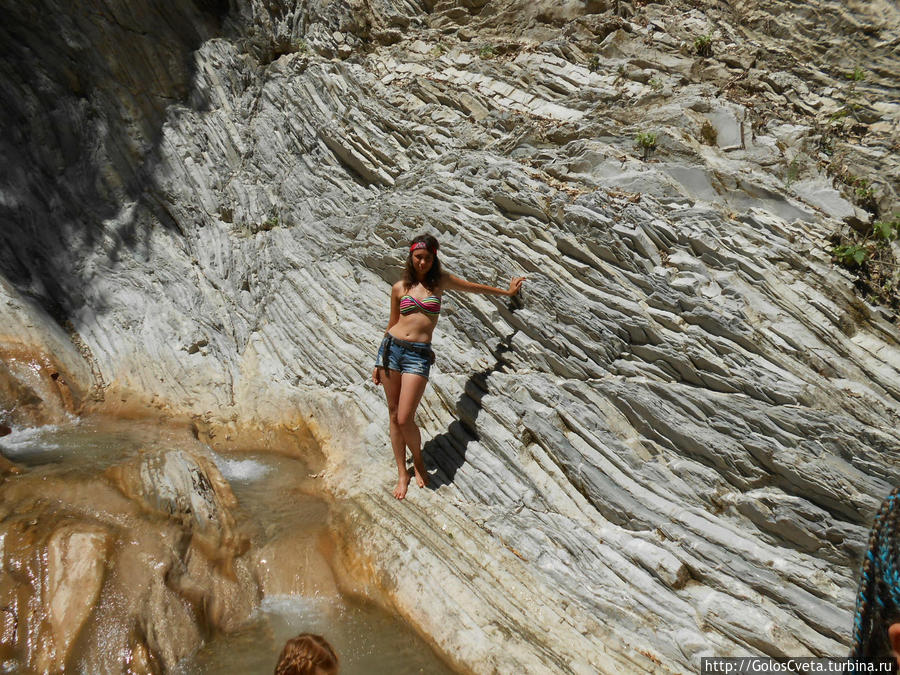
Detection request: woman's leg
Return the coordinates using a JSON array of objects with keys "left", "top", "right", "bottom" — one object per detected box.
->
[
  {"left": 379, "top": 368, "right": 410, "bottom": 499},
  {"left": 397, "top": 373, "right": 430, "bottom": 489}
]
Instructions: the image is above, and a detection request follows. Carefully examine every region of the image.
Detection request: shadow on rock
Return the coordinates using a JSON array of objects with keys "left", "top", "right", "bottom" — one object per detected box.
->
[{"left": 424, "top": 295, "right": 523, "bottom": 489}]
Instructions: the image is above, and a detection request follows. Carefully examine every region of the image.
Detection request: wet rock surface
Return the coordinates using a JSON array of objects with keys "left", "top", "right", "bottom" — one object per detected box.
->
[
  {"left": 1, "top": 0, "right": 899, "bottom": 672},
  {"left": 0, "top": 429, "right": 257, "bottom": 673}
]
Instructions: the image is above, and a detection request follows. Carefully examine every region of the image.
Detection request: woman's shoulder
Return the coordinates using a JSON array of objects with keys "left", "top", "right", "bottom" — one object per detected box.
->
[{"left": 437, "top": 271, "right": 459, "bottom": 292}]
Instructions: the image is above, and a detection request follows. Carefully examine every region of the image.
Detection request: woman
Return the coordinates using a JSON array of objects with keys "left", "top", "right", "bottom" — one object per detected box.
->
[
  {"left": 851, "top": 486, "right": 900, "bottom": 673},
  {"left": 372, "top": 234, "right": 525, "bottom": 500}
]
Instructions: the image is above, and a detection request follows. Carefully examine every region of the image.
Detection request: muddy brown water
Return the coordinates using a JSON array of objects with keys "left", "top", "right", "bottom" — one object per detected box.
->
[{"left": 0, "top": 419, "right": 455, "bottom": 675}]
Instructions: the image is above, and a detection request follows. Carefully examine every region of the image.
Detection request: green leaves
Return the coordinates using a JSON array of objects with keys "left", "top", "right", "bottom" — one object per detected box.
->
[
  {"left": 873, "top": 218, "right": 899, "bottom": 242},
  {"left": 694, "top": 34, "right": 713, "bottom": 57},
  {"left": 635, "top": 132, "right": 657, "bottom": 149},
  {"left": 832, "top": 244, "right": 869, "bottom": 267},
  {"left": 846, "top": 66, "right": 865, "bottom": 82},
  {"left": 635, "top": 131, "right": 658, "bottom": 161}
]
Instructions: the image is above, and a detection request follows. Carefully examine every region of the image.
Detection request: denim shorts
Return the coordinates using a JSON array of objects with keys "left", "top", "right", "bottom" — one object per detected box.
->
[{"left": 375, "top": 335, "right": 433, "bottom": 379}]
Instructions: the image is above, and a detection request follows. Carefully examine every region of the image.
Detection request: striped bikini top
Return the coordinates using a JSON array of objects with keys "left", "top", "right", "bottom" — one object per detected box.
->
[{"left": 399, "top": 293, "right": 441, "bottom": 316}]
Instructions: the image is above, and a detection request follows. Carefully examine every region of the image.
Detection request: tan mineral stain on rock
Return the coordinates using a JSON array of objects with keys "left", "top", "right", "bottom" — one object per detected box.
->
[
  {"left": 47, "top": 525, "right": 109, "bottom": 668},
  {"left": 0, "top": 432, "right": 258, "bottom": 673}
]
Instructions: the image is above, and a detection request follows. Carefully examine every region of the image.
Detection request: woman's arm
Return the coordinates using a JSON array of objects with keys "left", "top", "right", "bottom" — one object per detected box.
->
[
  {"left": 385, "top": 282, "right": 401, "bottom": 332},
  {"left": 443, "top": 273, "right": 525, "bottom": 296},
  {"left": 374, "top": 283, "right": 403, "bottom": 385}
]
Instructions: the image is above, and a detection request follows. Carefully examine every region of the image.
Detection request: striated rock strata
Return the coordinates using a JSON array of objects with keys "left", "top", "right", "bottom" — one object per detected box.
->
[{"left": 1, "top": 0, "right": 899, "bottom": 672}]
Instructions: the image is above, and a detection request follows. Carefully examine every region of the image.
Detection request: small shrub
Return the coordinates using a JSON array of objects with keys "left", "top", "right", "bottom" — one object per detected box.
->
[
  {"left": 873, "top": 217, "right": 899, "bottom": 242},
  {"left": 479, "top": 45, "right": 495, "bottom": 59},
  {"left": 854, "top": 179, "right": 873, "bottom": 201},
  {"left": 829, "top": 216, "right": 899, "bottom": 314},
  {"left": 832, "top": 244, "right": 868, "bottom": 267},
  {"left": 635, "top": 131, "right": 658, "bottom": 160},
  {"left": 589, "top": 55, "right": 601, "bottom": 72},
  {"left": 694, "top": 34, "right": 713, "bottom": 57},
  {"left": 846, "top": 67, "right": 865, "bottom": 82},
  {"left": 294, "top": 39, "right": 308, "bottom": 54},
  {"left": 850, "top": 177, "right": 878, "bottom": 212},
  {"left": 649, "top": 77, "right": 663, "bottom": 92},
  {"left": 785, "top": 157, "right": 801, "bottom": 187}
]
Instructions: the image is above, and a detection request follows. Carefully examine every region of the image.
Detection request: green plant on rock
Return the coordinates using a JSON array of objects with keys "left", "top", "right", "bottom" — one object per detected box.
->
[
  {"left": 854, "top": 179, "right": 874, "bottom": 202},
  {"left": 873, "top": 217, "right": 899, "bottom": 242},
  {"left": 846, "top": 66, "right": 865, "bottom": 82},
  {"left": 834, "top": 173, "right": 878, "bottom": 213},
  {"left": 694, "top": 33, "right": 713, "bottom": 57},
  {"left": 829, "top": 214, "right": 899, "bottom": 314},
  {"left": 589, "top": 55, "right": 601, "bottom": 72},
  {"left": 635, "top": 131, "right": 658, "bottom": 160},
  {"left": 785, "top": 157, "right": 801, "bottom": 187},
  {"left": 832, "top": 243, "right": 869, "bottom": 267},
  {"left": 479, "top": 44, "right": 495, "bottom": 59},
  {"left": 294, "top": 38, "right": 308, "bottom": 54},
  {"left": 649, "top": 77, "right": 663, "bottom": 92},
  {"left": 829, "top": 67, "right": 868, "bottom": 127},
  {"left": 850, "top": 177, "right": 878, "bottom": 212}
]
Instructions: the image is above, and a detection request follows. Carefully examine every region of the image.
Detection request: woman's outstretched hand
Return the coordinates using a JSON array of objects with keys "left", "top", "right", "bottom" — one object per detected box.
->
[{"left": 507, "top": 276, "right": 526, "bottom": 296}]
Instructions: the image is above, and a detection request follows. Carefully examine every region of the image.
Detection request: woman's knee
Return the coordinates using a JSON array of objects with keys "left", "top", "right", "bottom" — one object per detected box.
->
[
  {"left": 388, "top": 405, "right": 400, "bottom": 425},
  {"left": 397, "top": 410, "right": 416, "bottom": 428}
]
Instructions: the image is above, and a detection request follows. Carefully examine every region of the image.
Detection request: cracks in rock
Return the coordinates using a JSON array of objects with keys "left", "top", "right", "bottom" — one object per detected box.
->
[
  {"left": 426, "top": 296, "right": 522, "bottom": 489},
  {"left": 63, "top": 321, "right": 107, "bottom": 403}
]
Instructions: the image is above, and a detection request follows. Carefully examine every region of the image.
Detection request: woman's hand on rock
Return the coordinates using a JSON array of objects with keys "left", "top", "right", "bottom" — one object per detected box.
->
[{"left": 507, "top": 276, "right": 526, "bottom": 296}]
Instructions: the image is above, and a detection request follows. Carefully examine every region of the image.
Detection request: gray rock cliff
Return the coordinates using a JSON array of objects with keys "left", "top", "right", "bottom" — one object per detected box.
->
[{"left": 1, "top": 0, "right": 898, "bottom": 672}]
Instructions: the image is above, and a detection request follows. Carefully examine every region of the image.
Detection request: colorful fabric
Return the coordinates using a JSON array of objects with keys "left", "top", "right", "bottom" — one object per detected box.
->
[
  {"left": 399, "top": 294, "right": 441, "bottom": 316},
  {"left": 410, "top": 241, "right": 437, "bottom": 253}
]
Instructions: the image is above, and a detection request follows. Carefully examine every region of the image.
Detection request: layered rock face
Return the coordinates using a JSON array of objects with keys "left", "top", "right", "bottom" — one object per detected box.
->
[{"left": 1, "top": 0, "right": 898, "bottom": 673}]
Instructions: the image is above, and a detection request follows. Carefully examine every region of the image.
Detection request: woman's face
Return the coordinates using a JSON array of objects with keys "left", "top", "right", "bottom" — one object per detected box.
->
[{"left": 411, "top": 249, "right": 434, "bottom": 277}]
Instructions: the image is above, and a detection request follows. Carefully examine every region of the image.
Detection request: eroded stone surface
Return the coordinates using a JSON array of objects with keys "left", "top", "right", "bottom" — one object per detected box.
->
[
  {"left": 0, "top": 0, "right": 898, "bottom": 672},
  {"left": 0, "top": 439, "right": 256, "bottom": 673}
]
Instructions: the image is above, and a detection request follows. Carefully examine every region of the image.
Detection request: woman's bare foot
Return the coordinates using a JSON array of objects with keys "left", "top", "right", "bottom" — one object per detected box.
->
[
  {"left": 394, "top": 472, "right": 412, "bottom": 499},
  {"left": 413, "top": 464, "right": 429, "bottom": 489}
]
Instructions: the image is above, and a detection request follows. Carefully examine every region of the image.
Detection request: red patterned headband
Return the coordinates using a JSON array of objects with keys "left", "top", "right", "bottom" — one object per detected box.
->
[{"left": 410, "top": 241, "right": 437, "bottom": 253}]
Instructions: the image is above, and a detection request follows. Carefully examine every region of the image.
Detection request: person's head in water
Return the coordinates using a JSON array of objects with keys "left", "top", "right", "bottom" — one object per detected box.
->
[
  {"left": 851, "top": 487, "right": 900, "bottom": 672},
  {"left": 403, "top": 234, "right": 441, "bottom": 291},
  {"left": 274, "top": 633, "right": 338, "bottom": 675}
]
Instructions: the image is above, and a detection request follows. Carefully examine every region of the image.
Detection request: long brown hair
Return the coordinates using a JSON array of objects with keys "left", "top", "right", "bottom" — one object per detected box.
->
[
  {"left": 402, "top": 234, "right": 442, "bottom": 292},
  {"left": 275, "top": 633, "right": 338, "bottom": 675}
]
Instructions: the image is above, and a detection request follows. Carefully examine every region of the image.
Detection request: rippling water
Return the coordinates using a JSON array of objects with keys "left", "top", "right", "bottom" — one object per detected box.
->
[{"left": 0, "top": 419, "right": 455, "bottom": 675}]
